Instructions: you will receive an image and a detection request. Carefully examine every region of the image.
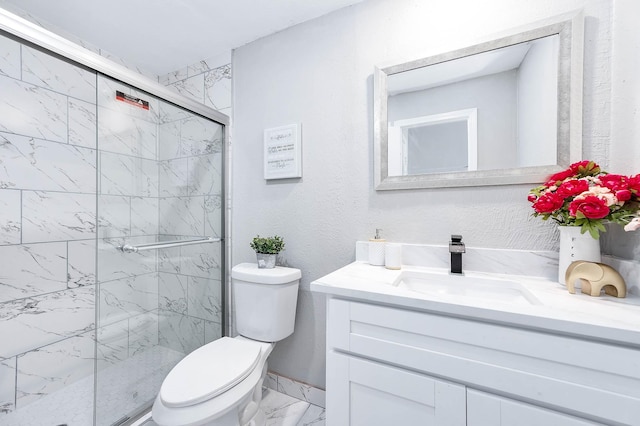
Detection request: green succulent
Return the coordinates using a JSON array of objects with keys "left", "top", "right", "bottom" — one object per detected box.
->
[{"left": 250, "top": 235, "right": 285, "bottom": 254}]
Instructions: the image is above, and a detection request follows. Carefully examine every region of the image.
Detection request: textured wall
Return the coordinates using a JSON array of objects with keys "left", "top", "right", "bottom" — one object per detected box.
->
[{"left": 232, "top": 0, "right": 634, "bottom": 389}]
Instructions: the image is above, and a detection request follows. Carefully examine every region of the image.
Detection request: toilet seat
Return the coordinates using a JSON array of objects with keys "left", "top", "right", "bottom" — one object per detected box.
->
[{"left": 160, "top": 337, "right": 262, "bottom": 408}]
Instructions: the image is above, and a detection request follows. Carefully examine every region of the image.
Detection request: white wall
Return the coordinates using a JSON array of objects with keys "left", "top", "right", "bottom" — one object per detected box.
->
[{"left": 232, "top": 0, "right": 627, "bottom": 389}]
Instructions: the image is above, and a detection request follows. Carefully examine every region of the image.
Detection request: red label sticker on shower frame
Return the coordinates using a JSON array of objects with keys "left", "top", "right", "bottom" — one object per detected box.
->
[{"left": 115, "top": 90, "right": 150, "bottom": 110}]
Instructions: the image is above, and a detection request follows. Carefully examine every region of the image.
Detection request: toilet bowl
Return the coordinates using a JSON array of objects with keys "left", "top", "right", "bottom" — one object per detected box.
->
[{"left": 152, "top": 263, "right": 301, "bottom": 426}]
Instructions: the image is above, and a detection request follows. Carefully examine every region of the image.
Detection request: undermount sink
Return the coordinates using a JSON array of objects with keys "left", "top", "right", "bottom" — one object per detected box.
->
[{"left": 392, "top": 270, "right": 542, "bottom": 306}]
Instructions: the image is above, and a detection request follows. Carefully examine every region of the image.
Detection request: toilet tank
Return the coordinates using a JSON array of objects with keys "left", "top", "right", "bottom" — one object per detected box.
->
[{"left": 231, "top": 263, "right": 301, "bottom": 342}]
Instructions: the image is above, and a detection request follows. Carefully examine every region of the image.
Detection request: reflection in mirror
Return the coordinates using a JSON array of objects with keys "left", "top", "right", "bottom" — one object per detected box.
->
[{"left": 374, "top": 14, "right": 583, "bottom": 190}]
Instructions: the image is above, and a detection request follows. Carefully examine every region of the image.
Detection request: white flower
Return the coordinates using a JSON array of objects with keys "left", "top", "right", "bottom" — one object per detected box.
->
[{"left": 624, "top": 218, "right": 640, "bottom": 232}]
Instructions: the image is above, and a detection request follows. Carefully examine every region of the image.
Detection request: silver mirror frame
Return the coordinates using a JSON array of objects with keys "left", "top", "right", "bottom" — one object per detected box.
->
[{"left": 374, "top": 12, "right": 584, "bottom": 190}]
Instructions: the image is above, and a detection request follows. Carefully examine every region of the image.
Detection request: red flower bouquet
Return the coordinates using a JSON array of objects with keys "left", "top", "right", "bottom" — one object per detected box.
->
[{"left": 528, "top": 161, "right": 640, "bottom": 238}]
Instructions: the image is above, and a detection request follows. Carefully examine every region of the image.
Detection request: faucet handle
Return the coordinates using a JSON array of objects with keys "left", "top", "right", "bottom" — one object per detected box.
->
[{"left": 451, "top": 234, "right": 463, "bottom": 243}]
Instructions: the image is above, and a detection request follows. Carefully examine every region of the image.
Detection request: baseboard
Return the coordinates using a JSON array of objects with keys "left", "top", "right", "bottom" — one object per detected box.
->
[{"left": 265, "top": 371, "right": 326, "bottom": 408}]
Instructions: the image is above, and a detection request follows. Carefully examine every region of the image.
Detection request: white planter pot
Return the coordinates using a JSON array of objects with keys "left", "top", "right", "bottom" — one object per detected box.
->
[
  {"left": 558, "top": 226, "right": 601, "bottom": 284},
  {"left": 256, "top": 253, "right": 277, "bottom": 269}
]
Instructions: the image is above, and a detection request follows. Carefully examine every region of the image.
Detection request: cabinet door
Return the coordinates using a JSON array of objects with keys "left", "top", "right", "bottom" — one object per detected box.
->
[
  {"left": 327, "top": 350, "right": 465, "bottom": 426},
  {"left": 467, "top": 389, "right": 602, "bottom": 426}
]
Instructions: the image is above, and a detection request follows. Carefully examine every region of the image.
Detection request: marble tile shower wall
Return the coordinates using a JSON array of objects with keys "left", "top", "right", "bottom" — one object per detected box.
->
[
  {"left": 0, "top": 33, "right": 225, "bottom": 422},
  {"left": 160, "top": 55, "right": 232, "bottom": 118},
  {"left": 0, "top": 34, "right": 98, "bottom": 417}
]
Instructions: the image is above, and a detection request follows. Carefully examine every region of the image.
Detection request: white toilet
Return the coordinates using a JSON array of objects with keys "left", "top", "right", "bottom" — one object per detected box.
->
[{"left": 152, "top": 263, "right": 301, "bottom": 426}]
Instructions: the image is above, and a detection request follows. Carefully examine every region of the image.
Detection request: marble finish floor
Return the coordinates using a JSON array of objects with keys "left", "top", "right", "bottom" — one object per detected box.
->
[{"left": 141, "top": 388, "right": 325, "bottom": 426}]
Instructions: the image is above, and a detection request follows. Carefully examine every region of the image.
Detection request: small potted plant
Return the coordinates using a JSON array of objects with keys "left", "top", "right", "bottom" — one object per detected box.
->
[{"left": 250, "top": 235, "right": 285, "bottom": 269}]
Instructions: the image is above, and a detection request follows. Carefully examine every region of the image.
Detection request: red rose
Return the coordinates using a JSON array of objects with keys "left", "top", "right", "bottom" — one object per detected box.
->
[
  {"left": 545, "top": 169, "right": 574, "bottom": 186},
  {"left": 569, "top": 196, "right": 610, "bottom": 219},
  {"left": 629, "top": 174, "right": 640, "bottom": 193},
  {"left": 527, "top": 193, "right": 537, "bottom": 203},
  {"left": 533, "top": 193, "right": 564, "bottom": 214},
  {"left": 616, "top": 189, "right": 632, "bottom": 201},
  {"left": 599, "top": 174, "right": 628, "bottom": 191},
  {"left": 569, "top": 160, "right": 600, "bottom": 176},
  {"left": 556, "top": 179, "right": 589, "bottom": 199}
]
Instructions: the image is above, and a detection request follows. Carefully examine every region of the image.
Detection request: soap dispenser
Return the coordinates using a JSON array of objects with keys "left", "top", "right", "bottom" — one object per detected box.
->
[{"left": 368, "top": 228, "right": 386, "bottom": 266}]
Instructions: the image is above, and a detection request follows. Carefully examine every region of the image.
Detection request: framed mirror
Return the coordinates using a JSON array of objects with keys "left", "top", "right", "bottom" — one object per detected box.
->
[{"left": 374, "top": 13, "right": 583, "bottom": 190}]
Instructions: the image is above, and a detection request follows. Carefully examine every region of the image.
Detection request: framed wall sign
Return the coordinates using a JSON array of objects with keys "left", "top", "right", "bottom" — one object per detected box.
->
[{"left": 263, "top": 123, "right": 302, "bottom": 180}]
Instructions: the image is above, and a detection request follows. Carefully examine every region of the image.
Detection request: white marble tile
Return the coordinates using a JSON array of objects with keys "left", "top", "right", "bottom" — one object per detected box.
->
[
  {"left": 131, "top": 196, "right": 158, "bottom": 236},
  {"left": 180, "top": 115, "right": 223, "bottom": 156},
  {"left": 136, "top": 157, "right": 159, "bottom": 197},
  {"left": 296, "top": 404, "right": 325, "bottom": 426},
  {"left": 16, "top": 333, "right": 94, "bottom": 408},
  {"left": 204, "top": 64, "right": 232, "bottom": 111},
  {"left": 21, "top": 45, "right": 96, "bottom": 103},
  {"left": 158, "top": 245, "right": 181, "bottom": 275},
  {"left": 262, "top": 388, "right": 310, "bottom": 426},
  {"left": 96, "top": 318, "right": 129, "bottom": 369},
  {"left": 97, "top": 236, "right": 157, "bottom": 282},
  {"left": 159, "top": 196, "right": 205, "bottom": 236},
  {"left": 189, "top": 153, "right": 223, "bottom": 196},
  {"left": 100, "top": 151, "right": 135, "bottom": 195},
  {"left": 131, "top": 87, "right": 160, "bottom": 124},
  {"left": 180, "top": 242, "right": 221, "bottom": 279},
  {"left": 158, "top": 100, "right": 191, "bottom": 125},
  {"left": 204, "top": 320, "right": 222, "bottom": 344},
  {"left": 265, "top": 372, "right": 278, "bottom": 391},
  {"left": 0, "top": 189, "right": 20, "bottom": 245},
  {"left": 188, "top": 52, "right": 231, "bottom": 77},
  {"left": 22, "top": 191, "right": 96, "bottom": 243},
  {"left": 161, "top": 67, "right": 188, "bottom": 85},
  {"left": 187, "top": 277, "right": 222, "bottom": 322},
  {"left": 98, "top": 106, "right": 156, "bottom": 159},
  {"left": 0, "top": 75, "right": 68, "bottom": 143},
  {"left": 0, "top": 356, "right": 16, "bottom": 415},
  {"left": 68, "top": 97, "right": 97, "bottom": 149},
  {"left": 159, "top": 158, "right": 189, "bottom": 196},
  {"left": 95, "top": 345, "right": 183, "bottom": 426},
  {"left": 158, "top": 120, "right": 181, "bottom": 161},
  {"left": 96, "top": 75, "right": 131, "bottom": 112},
  {"left": 128, "top": 312, "right": 159, "bottom": 357},
  {"left": 169, "top": 73, "right": 204, "bottom": 103},
  {"left": 277, "top": 376, "right": 326, "bottom": 408},
  {"left": 158, "top": 310, "right": 203, "bottom": 354},
  {"left": 0, "top": 34, "right": 20, "bottom": 79},
  {"left": 0, "top": 369, "right": 93, "bottom": 426},
  {"left": 205, "top": 194, "right": 223, "bottom": 238},
  {"left": 0, "top": 131, "right": 97, "bottom": 193},
  {"left": 100, "top": 154, "right": 158, "bottom": 198},
  {"left": 98, "top": 194, "right": 131, "bottom": 238},
  {"left": 68, "top": 239, "right": 96, "bottom": 288},
  {"left": 0, "top": 242, "right": 67, "bottom": 303},
  {"left": 0, "top": 286, "right": 95, "bottom": 359},
  {"left": 98, "top": 273, "right": 159, "bottom": 327},
  {"left": 158, "top": 272, "right": 187, "bottom": 314}
]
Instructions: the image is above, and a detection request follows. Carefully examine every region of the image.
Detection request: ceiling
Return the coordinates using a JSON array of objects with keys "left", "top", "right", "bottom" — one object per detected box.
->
[{"left": 0, "top": 0, "right": 364, "bottom": 76}]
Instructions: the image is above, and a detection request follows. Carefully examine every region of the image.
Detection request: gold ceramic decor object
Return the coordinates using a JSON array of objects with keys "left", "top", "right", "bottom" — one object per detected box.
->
[{"left": 565, "top": 261, "right": 627, "bottom": 298}]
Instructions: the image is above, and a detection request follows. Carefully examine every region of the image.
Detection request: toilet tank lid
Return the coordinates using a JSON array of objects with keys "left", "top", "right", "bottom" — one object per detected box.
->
[{"left": 232, "top": 263, "right": 301, "bottom": 284}]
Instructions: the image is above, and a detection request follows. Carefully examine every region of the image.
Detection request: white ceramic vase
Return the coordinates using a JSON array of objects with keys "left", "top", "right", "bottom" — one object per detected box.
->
[{"left": 557, "top": 226, "right": 601, "bottom": 284}]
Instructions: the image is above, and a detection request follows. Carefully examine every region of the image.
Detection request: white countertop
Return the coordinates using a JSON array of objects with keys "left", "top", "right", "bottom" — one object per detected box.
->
[{"left": 311, "top": 261, "right": 640, "bottom": 347}]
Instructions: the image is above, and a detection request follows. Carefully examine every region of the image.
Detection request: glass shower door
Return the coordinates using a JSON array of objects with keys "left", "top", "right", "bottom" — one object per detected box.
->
[{"left": 95, "top": 74, "right": 224, "bottom": 426}]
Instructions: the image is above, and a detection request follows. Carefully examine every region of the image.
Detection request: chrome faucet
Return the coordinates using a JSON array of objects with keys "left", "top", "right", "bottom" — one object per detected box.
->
[{"left": 449, "top": 235, "right": 465, "bottom": 274}]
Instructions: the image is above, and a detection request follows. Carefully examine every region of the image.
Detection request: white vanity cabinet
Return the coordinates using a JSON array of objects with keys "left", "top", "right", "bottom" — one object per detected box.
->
[{"left": 325, "top": 297, "right": 640, "bottom": 426}]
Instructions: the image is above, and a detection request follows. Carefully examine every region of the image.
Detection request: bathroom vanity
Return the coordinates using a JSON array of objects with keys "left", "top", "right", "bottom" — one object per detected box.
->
[{"left": 311, "top": 260, "right": 640, "bottom": 426}]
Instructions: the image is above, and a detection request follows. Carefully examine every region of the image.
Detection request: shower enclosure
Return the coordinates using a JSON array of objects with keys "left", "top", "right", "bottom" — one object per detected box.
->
[{"left": 0, "top": 10, "right": 227, "bottom": 426}]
